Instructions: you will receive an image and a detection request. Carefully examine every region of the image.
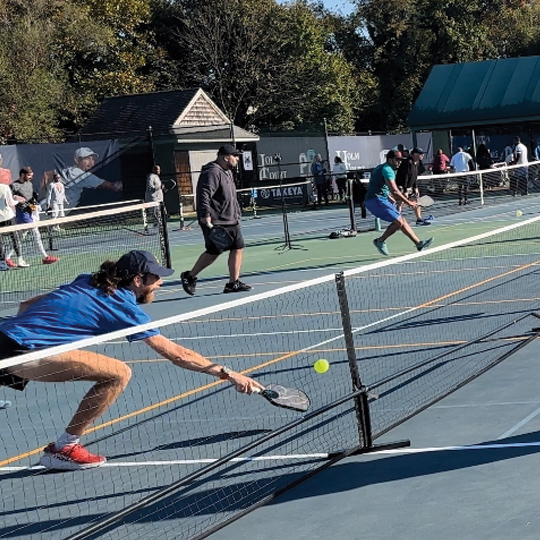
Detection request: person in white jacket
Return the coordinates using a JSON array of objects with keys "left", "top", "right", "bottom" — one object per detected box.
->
[
  {"left": 0, "top": 183, "right": 27, "bottom": 270},
  {"left": 332, "top": 156, "right": 348, "bottom": 202}
]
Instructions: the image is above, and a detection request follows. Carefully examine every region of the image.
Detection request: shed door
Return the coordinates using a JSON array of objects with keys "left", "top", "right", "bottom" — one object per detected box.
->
[{"left": 173, "top": 151, "right": 192, "bottom": 196}]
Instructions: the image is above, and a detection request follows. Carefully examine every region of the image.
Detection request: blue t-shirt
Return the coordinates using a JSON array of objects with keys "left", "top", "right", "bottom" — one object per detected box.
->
[
  {"left": 311, "top": 162, "right": 325, "bottom": 185},
  {"left": 365, "top": 163, "right": 395, "bottom": 200},
  {"left": 0, "top": 274, "right": 159, "bottom": 349}
]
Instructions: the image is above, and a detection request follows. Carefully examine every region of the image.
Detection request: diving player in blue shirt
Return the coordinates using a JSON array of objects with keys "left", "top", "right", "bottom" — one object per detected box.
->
[{"left": 0, "top": 250, "right": 263, "bottom": 470}]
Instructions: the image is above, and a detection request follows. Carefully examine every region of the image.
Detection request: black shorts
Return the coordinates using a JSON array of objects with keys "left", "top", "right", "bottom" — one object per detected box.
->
[
  {"left": 202, "top": 224, "right": 245, "bottom": 255},
  {"left": 0, "top": 332, "right": 30, "bottom": 391}
]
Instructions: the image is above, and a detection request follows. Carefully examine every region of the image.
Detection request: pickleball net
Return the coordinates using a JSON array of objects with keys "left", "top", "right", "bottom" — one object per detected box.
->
[
  {"left": 0, "top": 200, "right": 170, "bottom": 309},
  {"left": 415, "top": 159, "right": 540, "bottom": 218},
  {"left": 2, "top": 209, "right": 540, "bottom": 539}
]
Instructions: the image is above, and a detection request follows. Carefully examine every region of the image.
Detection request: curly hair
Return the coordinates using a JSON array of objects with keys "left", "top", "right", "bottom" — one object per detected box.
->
[{"left": 90, "top": 260, "right": 137, "bottom": 295}]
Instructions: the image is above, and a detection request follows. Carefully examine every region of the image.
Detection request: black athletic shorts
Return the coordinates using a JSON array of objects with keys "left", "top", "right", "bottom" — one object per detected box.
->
[
  {"left": 0, "top": 332, "right": 30, "bottom": 391},
  {"left": 202, "top": 223, "right": 245, "bottom": 256}
]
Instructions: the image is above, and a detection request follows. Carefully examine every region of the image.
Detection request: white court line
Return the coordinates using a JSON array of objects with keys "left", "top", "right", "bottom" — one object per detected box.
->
[
  {"left": 1, "top": 455, "right": 328, "bottom": 471},
  {"left": 497, "top": 405, "right": 540, "bottom": 440},
  {"left": 4, "top": 442, "right": 540, "bottom": 471}
]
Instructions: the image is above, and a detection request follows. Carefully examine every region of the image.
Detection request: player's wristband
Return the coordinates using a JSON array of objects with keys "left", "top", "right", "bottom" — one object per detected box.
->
[{"left": 219, "top": 366, "right": 233, "bottom": 380}]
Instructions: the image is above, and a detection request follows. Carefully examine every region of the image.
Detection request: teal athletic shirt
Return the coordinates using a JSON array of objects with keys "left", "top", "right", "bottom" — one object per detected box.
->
[
  {"left": 365, "top": 163, "right": 396, "bottom": 200},
  {"left": 0, "top": 274, "right": 159, "bottom": 349}
]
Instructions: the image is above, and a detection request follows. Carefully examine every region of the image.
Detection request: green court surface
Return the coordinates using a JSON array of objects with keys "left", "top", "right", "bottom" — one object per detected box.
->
[{"left": 165, "top": 203, "right": 531, "bottom": 293}]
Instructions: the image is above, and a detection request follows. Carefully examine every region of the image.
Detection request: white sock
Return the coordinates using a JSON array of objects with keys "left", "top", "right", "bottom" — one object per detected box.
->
[{"left": 54, "top": 432, "right": 79, "bottom": 450}]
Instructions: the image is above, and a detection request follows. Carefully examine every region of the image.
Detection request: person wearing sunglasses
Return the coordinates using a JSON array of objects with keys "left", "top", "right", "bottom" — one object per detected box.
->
[{"left": 364, "top": 150, "right": 433, "bottom": 256}]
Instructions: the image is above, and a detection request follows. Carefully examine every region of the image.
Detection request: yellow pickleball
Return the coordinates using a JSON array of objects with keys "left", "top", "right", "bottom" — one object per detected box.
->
[
  {"left": 516, "top": 210, "right": 523, "bottom": 217},
  {"left": 314, "top": 359, "right": 330, "bottom": 374}
]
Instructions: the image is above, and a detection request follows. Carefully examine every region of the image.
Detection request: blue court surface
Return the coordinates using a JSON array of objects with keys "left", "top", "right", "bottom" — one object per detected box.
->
[
  {"left": 2, "top": 194, "right": 540, "bottom": 540},
  {"left": 210, "top": 337, "right": 540, "bottom": 540}
]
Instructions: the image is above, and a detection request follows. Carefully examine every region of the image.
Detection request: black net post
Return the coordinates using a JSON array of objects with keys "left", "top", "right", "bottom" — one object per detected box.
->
[
  {"left": 346, "top": 178, "right": 357, "bottom": 233},
  {"left": 335, "top": 271, "right": 410, "bottom": 455},
  {"left": 46, "top": 225, "right": 55, "bottom": 252},
  {"left": 159, "top": 202, "right": 172, "bottom": 269},
  {"left": 335, "top": 271, "right": 372, "bottom": 448}
]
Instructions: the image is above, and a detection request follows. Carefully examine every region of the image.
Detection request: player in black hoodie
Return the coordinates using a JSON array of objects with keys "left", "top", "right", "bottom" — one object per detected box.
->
[{"left": 180, "top": 145, "right": 252, "bottom": 295}]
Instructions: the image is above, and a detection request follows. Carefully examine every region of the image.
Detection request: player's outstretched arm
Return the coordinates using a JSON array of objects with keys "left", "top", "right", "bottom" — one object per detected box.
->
[{"left": 143, "top": 334, "right": 264, "bottom": 394}]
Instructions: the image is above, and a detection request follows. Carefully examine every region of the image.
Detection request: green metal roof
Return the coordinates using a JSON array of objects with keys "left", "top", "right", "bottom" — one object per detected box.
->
[{"left": 407, "top": 56, "right": 540, "bottom": 130}]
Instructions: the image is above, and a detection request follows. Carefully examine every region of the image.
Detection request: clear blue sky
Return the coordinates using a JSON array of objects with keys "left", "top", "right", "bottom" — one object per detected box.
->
[
  {"left": 322, "top": 0, "right": 354, "bottom": 15},
  {"left": 277, "top": 0, "right": 355, "bottom": 16}
]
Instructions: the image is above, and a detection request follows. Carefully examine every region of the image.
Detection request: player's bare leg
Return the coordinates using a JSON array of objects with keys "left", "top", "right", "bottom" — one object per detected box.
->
[
  {"left": 8, "top": 350, "right": 131, "bottom": 436},
  {"left": 398, "top": 217, "right": 422, "bottom": 245},
  {"left": 190, "top": 252, "right": 219, "bottom": 279},
  {"left": 228, "top": 248, "right": 243, "bottom": 282}
]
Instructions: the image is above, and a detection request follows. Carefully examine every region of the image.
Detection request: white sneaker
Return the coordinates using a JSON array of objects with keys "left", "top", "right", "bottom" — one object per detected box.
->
[
  {"left": 0, "top": 261, "right": 9, "bottom": 271},
  {"left": 17, "top": 258, "right": 30, "bottom": 267}
]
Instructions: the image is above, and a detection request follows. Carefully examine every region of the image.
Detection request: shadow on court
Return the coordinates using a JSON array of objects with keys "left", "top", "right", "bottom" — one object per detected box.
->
[{"left": 8, "top": 430, "right": 540, "bottom": 539}]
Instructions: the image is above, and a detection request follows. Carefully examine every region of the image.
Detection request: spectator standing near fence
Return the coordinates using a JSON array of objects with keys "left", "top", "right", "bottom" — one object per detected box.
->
[
  {"left": 511, "top": 136, "right": 529, "bottom": 196},
  {"left": 333, "top": 156, "right": 348, "bottom": 202},
  {"left": 450, "top": 147, "right": 474, "bottom": 205},
  {"left": 322, "top": 159, "right": 334, "bottom": 200},
  {"left": 8, "top": 167, "right": 58, "bottom": 265},
  {"left": 144, "top": 164, "right": 165, "bottom": 231},
  {"left": 46, "top": 172, "right": 69, "bottom": 231},
  {"left": 533, "top": 140, "right": 540, "bottom": 162},
  {"left": 0, "top": 154, "right": 12, "bottom": 186},
  {"left": 180, "top": 145, "right": 251, "bottom": 296},
  {"left": 429, "top": 149, "right": 450, "bottom": 174},
  {"left": 0, "top": 183, "right": 27, "bottom": 270},
  {"left": 311, "top": 154, "right": 328, "bottom": 208}
]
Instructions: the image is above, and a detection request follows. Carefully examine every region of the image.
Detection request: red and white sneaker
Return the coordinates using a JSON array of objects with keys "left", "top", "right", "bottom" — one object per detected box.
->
[
  {"left": 40, "top": 443, "right": 106, "bottom": 470},
  {"left": 5, "top": 258, "right": 17, "bottom": 268},
  {"left": 42, "top": 255, "right": 59, "bottom": 265}
]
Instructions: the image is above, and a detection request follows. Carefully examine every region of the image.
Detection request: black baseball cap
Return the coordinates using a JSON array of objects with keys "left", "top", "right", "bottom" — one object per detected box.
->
[
  {"left": 115, "top": 250, "right": 174, "bottom": 277},
  {"left": 411, "top": 147, "right": 425, "bottom": 154},
  {"left": 218, "top": 144, "right": 242, "bottom": 156}
]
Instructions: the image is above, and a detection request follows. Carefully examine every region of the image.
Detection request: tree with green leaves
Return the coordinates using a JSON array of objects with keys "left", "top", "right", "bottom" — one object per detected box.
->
[
  {"left": 354, "top": 0, "right": 540, "bottom": 131},
  {"left": 151, "top": 0, "right": 362, "bottom": 133},
  {"left": 0, "top": 0, "right": 160, "bottom": 141}
]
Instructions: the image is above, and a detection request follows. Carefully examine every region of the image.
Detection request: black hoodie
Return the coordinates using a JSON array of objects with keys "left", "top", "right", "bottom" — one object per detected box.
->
[{"left": 196, "top": 161, "right": 241, "bottom": 225}]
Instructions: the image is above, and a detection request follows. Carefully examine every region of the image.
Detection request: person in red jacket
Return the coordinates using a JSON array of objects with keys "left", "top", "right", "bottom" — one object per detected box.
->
[{"left": 429, "top": 148, "right": 450, "bottom": 174}]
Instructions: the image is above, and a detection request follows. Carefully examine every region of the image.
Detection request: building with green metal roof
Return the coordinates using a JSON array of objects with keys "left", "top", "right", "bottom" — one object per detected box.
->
[{"left": 407, "top": 55, "right": 540, "bottom": 157}]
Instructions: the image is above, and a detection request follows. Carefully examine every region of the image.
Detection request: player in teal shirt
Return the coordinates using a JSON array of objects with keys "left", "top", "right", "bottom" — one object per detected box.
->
[{"left": 365, "top": 150, "right": 433, "bottom": 256}]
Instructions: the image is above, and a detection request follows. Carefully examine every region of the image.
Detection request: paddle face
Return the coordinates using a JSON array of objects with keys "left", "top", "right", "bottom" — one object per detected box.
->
[
  {"left": 417, "top": 195, "right": 434, "bottom": 207},
  {"left": 209, "top": 227, "right": 233, "bottom": 250},
  {"left": 257, "top": 384, "right": 310, "bottom": 412}
]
